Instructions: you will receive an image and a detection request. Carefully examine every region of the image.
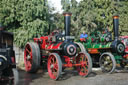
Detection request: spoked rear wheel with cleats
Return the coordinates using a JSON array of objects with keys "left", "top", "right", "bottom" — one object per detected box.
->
[
  {"left": 47, "top": 53, "right": 62, "bottom": 80},
  {"left": 99, "top": 52, "right": 116, "bottom": 73},
  {"left": 24, "top": 42, "right": 41, "bottom": 73},
  {"left": 76, "top": 52, "right": 92, "bottom": 77}
]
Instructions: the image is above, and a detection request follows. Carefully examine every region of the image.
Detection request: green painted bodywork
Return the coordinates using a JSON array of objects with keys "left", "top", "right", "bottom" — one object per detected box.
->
[
  {"left": 79, "top": 30, "right": 122, "bottom": 64},
  {"left": 113, "top": 54, "right": 122, "bottom": 64},
  {"left": 81, "top": 31, "right": 112, "bottom": 49},
  {"left": 82, "top": 37, "right": 112, "bottom": 49}
]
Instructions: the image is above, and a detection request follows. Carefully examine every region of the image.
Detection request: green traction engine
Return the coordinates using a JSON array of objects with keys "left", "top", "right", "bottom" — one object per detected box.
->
[{"left": 80, "top": 16, "right": 128, "bottom": 73}]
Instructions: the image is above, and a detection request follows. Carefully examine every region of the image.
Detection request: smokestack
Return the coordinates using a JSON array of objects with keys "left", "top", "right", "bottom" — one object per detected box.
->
[
  {"left": 63, "top": 13, "right": 72, "bottom": 37},
  {"left": 113, "top": 15, "right": 119, "bottom": 40}
]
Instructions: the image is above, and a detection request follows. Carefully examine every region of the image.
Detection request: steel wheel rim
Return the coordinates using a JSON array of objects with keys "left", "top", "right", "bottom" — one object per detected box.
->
[
  {"left": 24, "top": 44, "right": 33, "bottom": 71},
  {"left": 76, "top": 53, "right": 89, "bottom": 76},
  {"left": 48, "top": 55, "right": 59, "bottom": 79},
  {"left": 100, "top": 55, "right": 113, "bottom": 72}
]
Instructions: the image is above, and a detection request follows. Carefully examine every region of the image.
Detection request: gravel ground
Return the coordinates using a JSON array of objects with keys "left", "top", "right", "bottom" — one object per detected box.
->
[
  {"left": 13, "top": 46, "right": 128, "bottom": 85},
  {"left": 18, "top": 68, "right": 128, "bottom": 85}
]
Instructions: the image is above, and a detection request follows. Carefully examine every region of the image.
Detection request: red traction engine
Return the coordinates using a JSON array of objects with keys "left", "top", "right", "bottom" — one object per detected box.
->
[
  {"left": 24, "top": 13, "right": 92, "bottom": 80},
  {"left": 120, "top": 36, "right": 128, "bottom": 66},
  {"left": 120, "top": 36, "right": 128, "bottom": 53}
]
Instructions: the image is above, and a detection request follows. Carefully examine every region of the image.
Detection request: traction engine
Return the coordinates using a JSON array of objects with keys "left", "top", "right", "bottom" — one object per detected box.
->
[
  {"left": 120, "top": 36, "right": 128, "bottom": 67},
  {"left": 80, "top": 15, "right": 128, "bottom": 73},
  {"left": 0, "top": 25, "right": 19, "bottom": 85},
  {"left": 24, "top": 13, "right": 92, "bottom": 80},
  {"left": 120, "top": 36, "right": 128, "bottom": 53}
]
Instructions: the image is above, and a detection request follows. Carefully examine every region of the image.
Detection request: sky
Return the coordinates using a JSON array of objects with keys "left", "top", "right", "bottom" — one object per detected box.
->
[{"left": 48, "top": 0, "right": 81, "bottom": 13}]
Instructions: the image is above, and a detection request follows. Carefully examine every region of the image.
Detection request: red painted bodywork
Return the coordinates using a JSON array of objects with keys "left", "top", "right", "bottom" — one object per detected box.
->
[
  {"left": 120, "top": 36, "right": 128, "bottom": 53},
  {"left": 33, "top": 36, "right": 77, "bottom": 68},
  {"left": 120, "top": 36, "right": 128, "bottom": 59},
  {"left": 34, "top": 36, "right": 63, "bottom": 50},
  {"left": 62, "top": 57, "right": 83, "bottom": 67},
  {"left": 33, "top": 35, "right": 85, "bottom": 68},
  {"left": 80, "top": 38, "right": 86, "bottom": 42}
]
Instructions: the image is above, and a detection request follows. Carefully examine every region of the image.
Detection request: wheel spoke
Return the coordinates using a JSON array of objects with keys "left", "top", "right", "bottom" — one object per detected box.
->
[
  {"left": 54, "top": 64, "right": 58, "bottom": 71},
  {"left": 80, "top": 68, "right": 84, "bottom": 72},
  {"left": 51, "top": 56, "right": 55, "bottom": 64},
  {"left": 26, "top": 48, "right": 31, "bottom": 54},
  {"left": 109, "top": 61, "right": 112, "bottom": 64},
  {"left": 83, "top": 65, "right": 88, "bottom": 72},
  {"left": 81, "top": 55, "right": 84, "bottom": 62},
  {"left": 27, "top": 61, "right": 32, "bottom": 69},
  {"left": 49, "top": 60, "right": 52, "bottom": 65},
  {"left": 30, "top": 53, "right": 32, "bottom": 59},
  {"left": 52, "top": 68, "right": 56, "bottom": 72}
]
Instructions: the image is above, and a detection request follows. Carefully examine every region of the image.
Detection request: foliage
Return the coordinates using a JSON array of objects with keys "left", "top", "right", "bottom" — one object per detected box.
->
[
  {"left": 93, "top": 0, "right": 128, "bottom": 36},
  {"left": 0, "top": 0, "right": 50, "bottom": 47},
  {"left": 118, "top": 1, "right": 128, "bottom": 35},
  {"left": 0, "top": 0, "right": 128, "bottom": 47},
  {"left": 49, "top": 13, "right": 64, "bottom": 32},
  {"left": 61, "top": 0, "right": 71, "bottom": 12},
  {"left": 60, "top": 0, "right": 128, "bottom": 39}
]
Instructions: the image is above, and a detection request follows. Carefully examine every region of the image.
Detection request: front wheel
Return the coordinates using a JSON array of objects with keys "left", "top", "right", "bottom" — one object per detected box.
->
[
  {"left": 99, "top": 52, "right": 116, "bottom": 73},
  {"left": 76, "top": 52, "right": 92, "bottom": 77},
  {"left": 47, "top": 53, "right": 62, "bottom": 80}
]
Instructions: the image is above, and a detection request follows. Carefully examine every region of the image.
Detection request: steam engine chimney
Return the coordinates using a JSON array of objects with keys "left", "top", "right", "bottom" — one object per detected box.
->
[
  {"left": 113, "top": 15, "right": 119, "bottom": 41},
  {"left": 63, "top": 13, "right": 72, "bottom": 39}
]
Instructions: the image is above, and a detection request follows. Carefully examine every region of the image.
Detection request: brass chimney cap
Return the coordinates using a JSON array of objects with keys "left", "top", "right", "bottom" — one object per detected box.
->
[
  {"left": 113, "top": 15, "right": 119, "bottom": 19},
  {"left": 63, "top": 12, "right": 72, "bottom": 16}
]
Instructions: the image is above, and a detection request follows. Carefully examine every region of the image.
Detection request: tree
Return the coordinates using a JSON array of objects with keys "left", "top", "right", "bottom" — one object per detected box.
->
[
  {"left": 61, "top": 0, "right": 128, "bottom": 39},
  {"left": 61, "top": 0, "right": 71, "bottom": 12},
  {"left": 118, "top": 1, "right": 128, "bottom": 35},
  {"left": 93, "top": 0, "right": 128, "bottom": 35},
  {"left": 0, "top": 0, "right": 50, "bottom": 47},
  {"left": 61, "top": 0, "right": 97, "bottom": 39}
]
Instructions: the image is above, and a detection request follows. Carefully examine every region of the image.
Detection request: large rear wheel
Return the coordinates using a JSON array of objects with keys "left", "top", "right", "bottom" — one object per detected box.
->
[
  {"left": 24, "top": 42, "right": 41, "bottom": 73},
  {"left": 47, "top": 53, "right": 62, "bottom": 80},
  {"left": 99, "top": 52, "right": 116, "bottom": 73}
]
